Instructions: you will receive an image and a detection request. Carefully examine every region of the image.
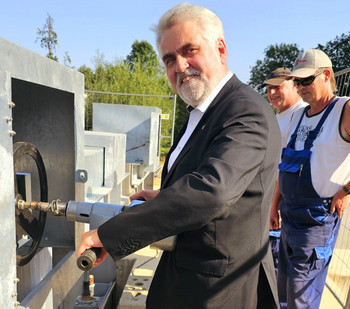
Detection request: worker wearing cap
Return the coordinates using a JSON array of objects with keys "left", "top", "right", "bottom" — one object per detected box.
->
[
  {"left": 264, "top": 68, "right": 307, "bottom": 278},
  {"left": 276, "top": 49, "right": 350, "bottom": 308},
  {"left": 264, "top": 67, "right": 307, "bottom": 148}
]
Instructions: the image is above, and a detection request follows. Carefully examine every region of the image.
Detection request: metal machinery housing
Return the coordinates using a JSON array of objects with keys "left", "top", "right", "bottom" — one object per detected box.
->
[{"left": 0, "top": 37, "right": 161, "bottom": 308}]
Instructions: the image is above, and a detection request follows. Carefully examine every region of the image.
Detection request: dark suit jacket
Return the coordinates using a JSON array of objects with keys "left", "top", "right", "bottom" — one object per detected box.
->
[{"left": 98, "top": 75, "right": 281, "bottom": 309}]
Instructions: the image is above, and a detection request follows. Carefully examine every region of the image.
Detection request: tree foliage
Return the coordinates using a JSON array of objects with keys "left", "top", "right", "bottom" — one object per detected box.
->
[
  {"left": 35, "top": 13, "right": 72, "bottom": 67},
  {"left": 249, "top": 43, "right": 302, "bottom": 93},
  {"left": 126, "top": 40, "right": 159, "bottom": 73},
  {"left": 317, "top": 32, "right": 350, "bottom": 72},
  {"left": 80, "top": 48, "right": 172, "bottom": 105},
  {"left": 36, "top": 13, "right": 59, "bottom": 61}
]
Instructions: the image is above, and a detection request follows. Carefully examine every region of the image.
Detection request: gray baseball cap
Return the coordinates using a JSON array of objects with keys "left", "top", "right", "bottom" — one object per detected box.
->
[{"left": 288, "top": 49, "right": 332, "bottom": 78}]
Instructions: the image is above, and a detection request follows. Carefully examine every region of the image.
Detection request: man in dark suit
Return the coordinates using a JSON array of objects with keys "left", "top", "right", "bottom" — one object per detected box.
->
[{"left": 77, "top": 3, "right": 280, "bottom": 308}]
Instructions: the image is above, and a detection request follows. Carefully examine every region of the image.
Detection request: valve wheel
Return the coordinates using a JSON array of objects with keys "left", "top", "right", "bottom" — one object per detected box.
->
[{"left": 13, "top": 142, "right": 48, "bottom": 266}]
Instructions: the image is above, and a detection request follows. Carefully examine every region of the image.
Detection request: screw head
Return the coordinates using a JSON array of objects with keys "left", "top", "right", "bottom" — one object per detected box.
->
[{"left": 79, "top": 172, "right": 86, "bottom": 181}]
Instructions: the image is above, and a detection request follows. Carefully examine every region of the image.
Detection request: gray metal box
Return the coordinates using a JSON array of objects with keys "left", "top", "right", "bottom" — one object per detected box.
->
[{"left": 93, "top": 103, "right": 161, "bottom": 172}]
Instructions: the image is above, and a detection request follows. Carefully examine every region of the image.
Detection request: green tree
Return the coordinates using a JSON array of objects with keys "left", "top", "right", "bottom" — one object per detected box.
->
[
  {"left": 249, "top": 43, "right": 302, "bottom": 93},
  {"left": 79, "top": 65, "right": 95, "bottom": 89},
  {"left": 317, "top": 32, "right": 350, "bottom": 72},
  {"left": 126, "top": 40, "right": 159, "bottom": 72},
  {"left": 36, "top": 13, "right": 58, "bottom": 61}
]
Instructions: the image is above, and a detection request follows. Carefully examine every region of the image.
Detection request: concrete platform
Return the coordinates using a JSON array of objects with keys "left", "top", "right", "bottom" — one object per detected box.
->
[
  {"left": 117, "top": 246, "right": 161, "bottom": 309},
  {"left": 117, "top": 245, "right": 345, "bottom": 309},
  {"left": 320, "top": 286, "right": 343, "bottom": 309}
]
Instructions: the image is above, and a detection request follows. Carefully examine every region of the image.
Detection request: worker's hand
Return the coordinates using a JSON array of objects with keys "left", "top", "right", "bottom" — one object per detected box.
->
[
  {"left": 130, "top": 189, "right": 160, "bottom": 201},
  {"left": 77, "top": 229, "right": 108, "bottom": 267},
  {"left": 270, "top": 208, "right": 280, "bottom": 230},
  {"left": 331, "top": 189, "right": 350, "bottom": 219}
]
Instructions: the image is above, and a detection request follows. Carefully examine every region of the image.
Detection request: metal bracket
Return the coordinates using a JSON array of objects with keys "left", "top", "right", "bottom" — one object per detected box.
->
[{"left": 75, "top": 169, "right": 88, "bottom": 183}]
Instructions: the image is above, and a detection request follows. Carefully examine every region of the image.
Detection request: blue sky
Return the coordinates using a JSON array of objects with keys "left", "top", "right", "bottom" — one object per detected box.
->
[{"left": 1, "top": 0, "right": 349, "bottom": 83}]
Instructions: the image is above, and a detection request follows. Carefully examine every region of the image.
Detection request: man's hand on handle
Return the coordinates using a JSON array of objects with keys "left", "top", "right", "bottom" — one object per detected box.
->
[{"left": 77, "top": 229, "right": 108, "bottom": 268}]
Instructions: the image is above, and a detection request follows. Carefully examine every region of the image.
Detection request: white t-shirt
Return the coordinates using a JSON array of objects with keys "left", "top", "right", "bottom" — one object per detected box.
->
[
  {"left": 286, "top": 96, "right": 350, "bottom": 197},
  {"left": 276, "top": 99, "right": 307, "bottom": 148}
]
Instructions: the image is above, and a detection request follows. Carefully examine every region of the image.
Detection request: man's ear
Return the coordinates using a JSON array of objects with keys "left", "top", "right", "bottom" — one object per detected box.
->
[
  {"left": 217, "top": 38, "right": 228, "bottom": 64},
  {"left": 323, "top": 68, "right": 331, "bottom": 82}
]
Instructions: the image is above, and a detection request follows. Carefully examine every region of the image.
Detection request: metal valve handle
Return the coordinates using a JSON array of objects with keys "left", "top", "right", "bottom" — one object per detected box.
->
[{"left": 77, "top": 248, "right": 102, "bottom": 271}]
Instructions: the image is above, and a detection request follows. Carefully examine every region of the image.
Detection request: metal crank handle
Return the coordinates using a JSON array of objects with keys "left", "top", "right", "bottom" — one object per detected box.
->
[{"left": 77, "top": 248, "right": 102, "bottom": 271}]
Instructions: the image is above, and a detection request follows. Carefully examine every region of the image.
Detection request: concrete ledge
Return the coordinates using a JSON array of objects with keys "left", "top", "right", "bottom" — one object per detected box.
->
[{"left": 117, "top": 246, "right": 162, "bottom": 309}]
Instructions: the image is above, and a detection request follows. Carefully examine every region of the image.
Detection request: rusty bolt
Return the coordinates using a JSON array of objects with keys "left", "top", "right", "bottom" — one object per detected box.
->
[
  {"left": 5, "top": 116, "right": 13, "bottom": 123},
  {"left": 8, "top": 130, "right": 16, "bottom": 137},
  {"left": 8, "top": 102, "right": 15, "bottom": 108}
]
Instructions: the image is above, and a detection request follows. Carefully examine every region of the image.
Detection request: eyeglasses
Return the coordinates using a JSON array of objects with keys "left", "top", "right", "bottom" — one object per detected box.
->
[{"left": 293, "top": 70, "right": 325, "bottom": 87}]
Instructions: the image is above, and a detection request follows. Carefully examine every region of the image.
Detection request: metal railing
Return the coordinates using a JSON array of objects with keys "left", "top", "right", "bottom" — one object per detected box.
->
[
  {"left": 325, "top": 67, "right": 350, "bottom": 309},
  {"left": 335, "top": 68, "right": 350, "bottom": 97}
]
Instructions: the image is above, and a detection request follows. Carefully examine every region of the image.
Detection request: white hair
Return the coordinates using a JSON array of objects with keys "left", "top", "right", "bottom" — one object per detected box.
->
[{"left": 154, "top": 3, "right": 225, "bottom": 57}]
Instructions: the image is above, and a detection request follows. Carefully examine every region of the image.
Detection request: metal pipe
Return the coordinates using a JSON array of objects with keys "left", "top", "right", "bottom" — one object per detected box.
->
[{"left": 16, "top": 199, "right": 67, "bottom": 216}]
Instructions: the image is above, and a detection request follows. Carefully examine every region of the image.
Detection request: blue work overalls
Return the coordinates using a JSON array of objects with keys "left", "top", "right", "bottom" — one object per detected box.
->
[{"left": 277, "top": 99, "right": 341, "bottom": 309}]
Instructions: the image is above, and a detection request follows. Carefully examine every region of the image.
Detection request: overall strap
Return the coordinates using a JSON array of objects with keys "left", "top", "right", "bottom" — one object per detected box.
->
[
  {"left": 287, "top": 106, "right": 309, "bottom": 149},
  {"left": 304, "top": 97, "right": 339, "bottom": 150}
]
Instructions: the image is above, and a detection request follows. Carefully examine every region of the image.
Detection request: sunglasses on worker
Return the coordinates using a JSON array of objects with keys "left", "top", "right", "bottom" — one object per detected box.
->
[{"left": 293, "top": 70, "right": 325, "bottom": 87}]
